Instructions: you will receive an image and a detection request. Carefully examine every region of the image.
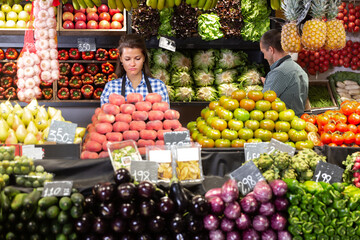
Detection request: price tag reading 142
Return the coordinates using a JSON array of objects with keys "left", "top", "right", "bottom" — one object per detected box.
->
[
  {"left": 230, "top": 161, "right": 264, "bottom": 196},
  {"left": 42, "top": 181, "right": 73, "bottom": 197}
]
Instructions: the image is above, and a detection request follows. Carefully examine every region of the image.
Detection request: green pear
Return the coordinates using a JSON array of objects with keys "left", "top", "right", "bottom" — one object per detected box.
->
[
  {"left": 24, "top": 132, "right": 37, "bottom": 145},
  {"left": 47, "top": 107, "right": 57, "bottom": 119},
  {"left": 12, "top": 115, "right": 24, "bottom": 131},
  {"left": 6, "top": 113, "right": 14, "bottom": 128},
  {"left": 5, "top": 129, "right": 18, "bottom": 144},
  {"left": 21, "top": 108, "right": 33, "bottom": 127},
  {"left": 15, "top": 125, "right": 27, "bottom": 143},
  {"left": 0, "top": 102, "right": 10, "bottom": 119},
  {"left": 0, "top": 119, "right": 9, "bottom": 142},
  {"left": 34, "top": 116, "right": 49, "bottom": 131},
  {"left": 13, "top": 102, "right": 23, "bottom": 118},
  {"left": 27, "top": 121, "right": 38, "bottom": 135},
  {"left": 26, "top": 99, "right": 39, "bottom": 116}
]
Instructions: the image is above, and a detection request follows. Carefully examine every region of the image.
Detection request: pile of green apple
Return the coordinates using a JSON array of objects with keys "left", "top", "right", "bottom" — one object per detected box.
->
[
  {"left": 0, "top": 3, "right": 32, "bottom": 28},
  {"left": 187, "top": 90, "right": 314, "bottom": 149}
]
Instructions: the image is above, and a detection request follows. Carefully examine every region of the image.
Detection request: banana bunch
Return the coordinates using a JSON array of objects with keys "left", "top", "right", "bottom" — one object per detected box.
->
[
  {"left": 185, "top": 0, "right": 217, "bottom": 10},
  {"left": 108, "top": 0, "right": 138, "bottom": 11},
  {"left": 64, "top": 0, "right": 102, "bottom": 9},
  {"left": 146, "top": 0, "right": 181, "bottom": 10},
  {"left": 0, "top": 0, "right": 21, "bottom": 6},
  {"left": 270, "top": 0, "right": 281, "bottom": 10}
]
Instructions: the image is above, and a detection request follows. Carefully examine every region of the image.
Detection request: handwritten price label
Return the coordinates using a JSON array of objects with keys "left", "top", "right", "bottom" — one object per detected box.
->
[
  {"left": 312, "top": 161, "right": 344, "bottom": 184},
  {"left": 47, "top": 120, "right": 77, "bottom": 144},
  {"left": 267, "top": 138, "right": 295, "bottom": 156},
  {"left": 42, "top": 181, "right": 73, "bottom": 197},
  {"left": 314, "top": 171, "right": 332, "bottom": 183},
  {"left": 77, "top": 38, "right": 96, "bottom": 52},
  {"left": 130, "top": 160, "right": 158, "bottom": 183},
  {"left": 164, "top": 131, "right": 191, "bottom": 146},
  {"left": 237, "top": 175, "right": 257, "bottom": 195},
  {"left": 230, "top": 161, "right": 264, "bottom": 196},
  {"left": 244, "top": 142, "right": 269, "bottom": 161}
]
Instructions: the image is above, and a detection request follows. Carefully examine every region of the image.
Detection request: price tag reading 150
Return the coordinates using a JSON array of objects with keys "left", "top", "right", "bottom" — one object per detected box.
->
[{"left": 230, "top": 161, "right": 264, "bottom": 196}]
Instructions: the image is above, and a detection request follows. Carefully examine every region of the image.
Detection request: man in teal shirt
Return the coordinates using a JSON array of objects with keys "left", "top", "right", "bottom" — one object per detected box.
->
[{"left": 260, "top": 29, "right": 309, "bottom": 116}]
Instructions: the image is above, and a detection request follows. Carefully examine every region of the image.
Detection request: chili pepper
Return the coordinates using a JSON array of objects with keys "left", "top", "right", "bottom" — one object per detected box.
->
[
  {"left": 320, "top": 215, "right": 331, "bottom": 225},
  {"left": 327, "top": 208, "right": 338, "bottom": 219},
  {"left": 336, "top": 225, "right": 346, "bottom": 235},
  {"left": 108, "top": 48, "right": 119, "bottom": 59},
  {"left": 347, "top": 227, "right": 356, "bottom": 236},
  {"left": 41, "top": 80, "right": 52, "bottom": 87},
  {"left": 93, "top": 88, "right": 103, "bottom": 99},
  {"left": 81, "top": 73, "right": 94, "bottom": 85},
  {"left": 313, "top": 222, "right": 324, "bottom": 234},
  {"left": 94, "top": 73, "right": 106, "bottom": 87},
  {"left": 317, "top": 234, "right": 329, "bottom": 240},
  {"left": 86, "top": 63, "right": 99, "bottom": 75},
  {"left": 302, "top": 181, "right": 324, "bottom": 194},
  {"left": 332, "top": 182, "right": 345, "bottom": 193},
  {"left": 69, "top": 76, "right": 82, "bottom": 89},
  {"left": 95, "top": 48, "right": 108, "bottom": 61},
  {"left": 58, "top": 88, "right": 69, "bottom": 100},
  {"left": 81, "top": 84, "right": 94, "bottom": 99},
  {"left": 4, "top": 87, "right": 16, "bottom": 99},
  {"left": 81, "top": 51, "right": 94, "bottom": 60},
  {"left": 59, "top": 63, "right": 71, "bottom": 75},
  {"left": 299, "top": 211, "right": 309, "bottom": 222},
  {"left": 288, "top": 206, "right": 301, "bottom": 217},
  {"left": 70, "top": 89, "right": 81, "bottom": 100},
  {"left": 58, "top": 49, "right": 69, "bottom": 60},
  {"left": 338, "top": 208, "right": 350, "bottom": 218},
  {"left": 324, "top": 226, "right": 335, "bottom": 236},
  {"left": 58, "top": 76, "right": 69, "bottom": 88},
  {"left": 309, "top": 212, "right": 319, "bottom": 223},
  {"left": 0, "top": 76, "right": 13, "bottom": 88},
  {"left": 5, "top": 48, "right": 18, "bottom": 60},
  {"left": 332, "top": 199, "right": 347, "bottom": 210},
  {"left": 107, "top": 73, "right": 117, "bottom": 82},
  {"left": 348, "top": 196, "right": 360, "bottom": 211},
  {"left": 0, "top": 49, "right": 4, "bottom": 60},
  {"left": 288, "top": 217, "right": 302, "bottom": 225},
  {"left": 101, "top": 62, "right": 114, "bottom": 74},
  {"left": 0, "top": 87, "right": 5, "bottom": 100},
  {"left": 304, "top": 234, "right": 316, "bottom": 240},
  {"left": 2, "top": 62, "right": 17, "bottom": 75},
  {"left": 41, "top": 88, "right": 53, "bottom": 100},
  {"left": 69, "top": 48, "right": 80, "bottom": 60},
  {"left": 71, "top": 63, "right": 85, "bottom": 76},
  {"left": 302, "top": 222, "right": 313, "bottom": 234}
]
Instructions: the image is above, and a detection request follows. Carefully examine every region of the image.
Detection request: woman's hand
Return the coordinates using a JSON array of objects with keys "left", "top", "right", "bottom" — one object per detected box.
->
[{"left": 261, "top": 77, "right": 266, "bottom": 84}]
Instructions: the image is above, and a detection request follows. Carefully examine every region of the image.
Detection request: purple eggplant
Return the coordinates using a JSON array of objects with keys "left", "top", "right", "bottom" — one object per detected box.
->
[
  {"left": 119, "top": 202, "right": 135, "bottom": 219},
  {"left": 74, "top": 213, "right": 93, "bottom": 233},
  {"left": 155, "top": 233, "right": 171, "bottom": 240},
  {"left": 187, "top": 214, "right": 204, "bottom": 234},
  {"left": 269, "top": 180, "right": 288, "bottom": 197},
  {"left": 270, "top": 213, "right": 287, "bottom": 231},
  {"left": 98, "top": 202, "right": 115, "bottom": 219},
  {"left": 278, "top": 230, "right": 292, "bottom": 240},
  {"left": 240, "top": 195, "right": 258, "bottom": 213},
  {"left": 224, "top": 201, "right": 241, "bottom": 219},
  {"left": 209, "top": 229, "right": 225, "bottom": 240},
  {"left": 111, "top": 216, "right": 127, "bottom": 233},
  {"left": 274, "top": 197, "right": 289, "bottom": 212},
  {"left": 114, "top": 168, "right": 132, "bottom": 185},
  {"left": 84, "top": 235, "right": 97, "bottom": 240},
  {"left": 221, "top": 179, "right": 239, "bottom": 203},
  {"left": 171, "top": 213, "right": 186, "bottom": 233},
  {"left": 203, "top": 214, "right": 220, "bottom": 231},
  {"left": 138, "top": 181, "right": 155, "bottom": 198},
  {"left": 242, "top": 228, "right": 260, "bottom": 240},
  {"left": 209, "top": 196, "right": 225, "bottom": 215},
  {"left": 158, "top": 196, "right": 175, "bottom": 216},
  {"left": 205, "top": 188, "right": 222, "bottom": 199},
  {"left": 261, "top": 229, "right": 277, "bottom": 240},
  {"left": 252, "top": 215, "right": 269, "bottom": 232},
  {"left": 149, "top": 215, "right": 166, "bottom": 233},
  {"left": 93, "top": 216, "right": 108, "bottom": 235},
  {"left": 191, "top": 195, "right": 210, "bottom": 216},
  {"left": 226, "top": 231, "right": 241, "bottom": 240},
  {"left": 84, "top": 195, "right": 96, "bottom": 212},
  {"left": 92, "top": 182, "right": 101, "bottom": 195},
  {"left": 137, "top": 233, "right": 153, "bottom": 240},
  {"left": 258, "top": 202, "right": 275, "bottom": 216},
  {"left": 174, "top": 232, "right": 189, "bottom": 240},
  {"left": 169, "top": 180, "right": 189, "bottom": 213},
  {"left": 102, "top": 234, "right": 115, "bottom": 240},
  {"left": 96, "top": 182, "right": 115, "bottom": 202},
  {"left": 253, "top": 181, "right": 272, "bottom": 203},
  {"left": 221, "top": 217, "right": 235, "bottom": 232},
  {"left": 235, "top": 213, "right": 251, "bottom": 230},
  {"left": 192, "top": 231, "right": 210, "bottom": 240},
  {"left": 120, "top": 233, "right": 135, "bottom": 240},
  {"left": 117, "top": 182, "right": 136, "bottom": 201},
  {"left": 129, "top": 217, "right": 145, "bottom": 233},
  {"left": 139, "top": 198, "right": 156, "bottom": 217}
]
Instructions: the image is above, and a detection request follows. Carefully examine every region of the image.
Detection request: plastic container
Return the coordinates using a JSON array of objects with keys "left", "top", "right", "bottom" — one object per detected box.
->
[
  {"left": 107, "top": 140, "right": 142, "bottom": 171},
  {"left": 146, "top": 145, "right": 172, "bottom": 182}
]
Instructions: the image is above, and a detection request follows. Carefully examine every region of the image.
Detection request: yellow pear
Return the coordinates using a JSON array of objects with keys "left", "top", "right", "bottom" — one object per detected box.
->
[
  {"left": 37, "top": 139, "right": 44, "bottom": 144},
  {"left": 27, "top": 121, "right": 38, "bottom": 135},
  {"left": 5, "top": 129, "right": 18, "bottom": 144},
  {"left": 75, "top": 127, "right": 86, "bottom": 138},
  {"left": 12, "top": 115, "right": 24, "bottom": 131},
  {"left": 35, "top": 132, "right": 44, "bottom": 142},
  {"left": 4, "top": 100, "right": 13, "bottom": 112},
  {"left": 15, "top": 125, "right": 27, "bottom": 143},
  {"left": 73, "top": 137, "right": 83, "bottom": 144},
  {"left": 42, "top": 126, "right": 49, "bottom": 139},
  {"left": 21, "top": 108, "right": 34, "bottom": 127},
  {"left": 26, "top": 99, "right": 39, "bottom": 116},
  {"left": 6, "top": 113, "right": 14, "bottom": 128},
  {"left": 47, "top": 107, "right": 57, "bottom": 119},
  {"left": 34, "top": 116, "right": 49, "bottom": 131},
  {"left": 13, "top": 102, "right": 23, "bottom": 118},
  {"left": 36, "top": 106, "right": 48, "bottom": 121},
  {"left": 24, "top": 132, "right": 37, "bottom": 145},
  {"left": 0, "top": 119, "right": 9, "bottom": 142},
  {"left": 0, "top": 102, "right": 10, "bottom": 119},
  {"left": 52, "top": 110, "right": 63, "bottom": 121}
]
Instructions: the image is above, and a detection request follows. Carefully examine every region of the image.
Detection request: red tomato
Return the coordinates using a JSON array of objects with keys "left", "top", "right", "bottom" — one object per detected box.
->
[
  {"left": 341, "top": 102, "right": 356, "bottom": 116},
  {"left": 336, "top": 122, "right": 349, "bottom": 132},
  {"left": 321, "top": 132, "right": 332, "bottom": 144},
  {"left": 334, "top": 114, "right": 347, "bottom": 124},
  {"left": 348, "top": 124, "right": 358, "bottom": 134},
  {"left": 328, "top": 143, "right": 338, "bottom": 147},
  {"left": 344, "top": 131, "right": 356, "bottom": 145},
  {"left": 332, "top": 133, "right": 344, "bottom": 145},
  {"left": 324, "top": 123, "right": 336, "bottom": 133},
  {"left": 355, "top": 133, "right": 360, "bottom": 145},
  {"left": 316, "top": 114, "right": 330, "bottom": 126},
  {"left": 348, "top": 113, "right": 360, "bottom": 125}
]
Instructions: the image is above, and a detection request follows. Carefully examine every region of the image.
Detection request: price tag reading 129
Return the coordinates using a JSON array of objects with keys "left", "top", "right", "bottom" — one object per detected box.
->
[{"left": 230, "top": 161, "right": 264, "bottom": 196}]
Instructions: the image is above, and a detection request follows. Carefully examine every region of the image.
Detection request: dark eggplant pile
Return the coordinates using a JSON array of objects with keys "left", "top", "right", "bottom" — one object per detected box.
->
[{"left": 75, "top": 168, "right": 210, "bottom": 239}]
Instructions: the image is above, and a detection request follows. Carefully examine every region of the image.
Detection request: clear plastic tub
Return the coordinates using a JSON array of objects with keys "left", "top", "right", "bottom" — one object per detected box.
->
[{"left": 107, "top": 140, "right": 142, "bottom": 172}]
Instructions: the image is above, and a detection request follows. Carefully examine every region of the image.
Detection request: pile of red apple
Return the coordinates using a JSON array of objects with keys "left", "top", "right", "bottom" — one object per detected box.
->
[
  {"left": 62, "top": 3, "right": 124, "bottom": 30},
  {"left": 81, "top": 92, "right": 186, "bottom": 159}
]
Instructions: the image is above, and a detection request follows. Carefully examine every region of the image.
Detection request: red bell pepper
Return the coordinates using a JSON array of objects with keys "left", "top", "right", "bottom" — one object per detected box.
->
[
  {"left": 101, "top": 62, "right": 114, "bottom": 74},
  {"left": 107, "top": 73, "right": 117, "bottom": 82},
  {"left": 0, "top": 49, "right": 4, "bottom": 60},
  {"left": 2, "top": 62, "right": 17, "bottom": 75},
  {"left": 58, "top": 50, "right": 69, "bottom": 60},
  {"left": 0, "top": 76, "right": 13, "bottom": 88},
  {"left": 12, "top": 77, "right": 18, "bottom": 87},
  {"left": 5, "top": 48, "right": 18, "bottom": 60},
  {"left": 81, "top": 84, "right": 94, "bottom": 99},
  {"left": 108, "top": 48, "right": 119, "bottom": 60},
  {"left": 69, "top": 76, "right": 82, "bottom": 89},
  {"left": 4, "top": 87, "right": 16, "bottom": 99},
  {"left": 94, "top": 73, "right": 106, "bottom": 87},
  {"left": 82, "top": 51, "right": 94, "bottom": 60},
  {"left": 96, "top": 48, "right": 108, "bottom": 61},
  {"left": 58, "top": 87, "right": 70, "bottom": 100},
  {"left": 69, "top": 48, "right": 80, "bottom": 60},
  {"left": 93, "top": 88, "right": 103, "bottom": 99},
  {"left": 58, "top": 76, "right": 69, "bottom": 88},
  {"left": 59, "top": 63, "right": 71, "bottom": 75},
  {"left": 70, "top": 89, "right": 82, "bottom": 100},
  {"left": 42, "top": 88, "right": 53, "bottom": 100},
  {"left": 71, "top": 63, "right": 85, "bottom": 76},
  {"left": 81, "top": 73, "right": 94, "bottom": 85},
  {"left": 0, "top": 87, "right": 4, "bottom": 100},
  {"left": 41, "top": 80, "right": 52, "bottom": 87},
  {"left": 86, "top": 64, "right": 99, "bottom": 75}
]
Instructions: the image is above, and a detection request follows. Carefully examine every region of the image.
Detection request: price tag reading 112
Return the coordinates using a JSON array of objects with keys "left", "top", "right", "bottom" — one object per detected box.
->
[
  {"left": 312, "top": 161, "right": 344, "bottom": 184},
  {"left": 230, "top": 161, "right": 264, "bottom": 196},
  {"left": 42, "top": 181, "right": 73, "bottom": 197}
]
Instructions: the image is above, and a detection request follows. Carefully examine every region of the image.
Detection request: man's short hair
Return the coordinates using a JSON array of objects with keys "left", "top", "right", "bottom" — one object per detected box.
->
[{"left": 260, "top": 29, "right": 283, "bottom": 52}]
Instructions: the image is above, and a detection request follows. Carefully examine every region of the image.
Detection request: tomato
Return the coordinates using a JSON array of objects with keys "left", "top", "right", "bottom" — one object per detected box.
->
[
  {"left": 215, "top": 138, "right": 231, "bottom": 148},
  {"left": 240, "top": 99, "right": 255, "bottom": 111},
  {"left": 187, "top": 121, "right": 197, "bottom": 129},
  {"left": 228, "top": 119, "right": 244, "bottom": 131},
  {"left": 231, "top": 139, "right": 246, "bottom": 148},
  {"left": 238, "top": 128, "right": 254, "bottom": 140},
  {"left": 204, "top": 110, "right": 215, "bottom": 120},
  {"left": 271, "top": 100, "right": 286, "bottom": 112},
  {"left": 307, "top": 132, "right": 322, "bottom": 146},
  {"left": 206, "top": 116, "right": 218, "bottom": 126},
  {"left": 206, "top": 128, "right": 221, "bottom": 140},
  {"left": 259, "top": 119, "right": 275, "bottom": 131},
  {"left": 328, "top": 143, "right": 338, "bottom": 147},
  {"left": 218, "top": 109, "right": 233, "bottom": 121},
  {"left": 234, "top": 108, "right": 250, "bottom": 122},
  {"left": 211, "top": 118, "right": 227, "bottom": 131},
  {"left": 255, "top": 100, "right": 271, "bottom": 112},
  {"left": 219, "top": 95, "right": 231, "bottom": 106},
  {"left": 348, "top": 124, "right": 358, "bottom": 134},
  {"left": 201, "top": 107, "right": 210, "bottom": 119},
  {"left": 288, "top": 129, "right": 308, "bottom": 142},
  {"left": 334, "top": 113, "right": 347, "bottom": 124},
  {"left": 263, "top": 90, "right": 277, "bottom": 102},
  {"left": 336, "top": 122, "right": 348, "bottom": 132},
  {"left": 244, "top": 120, "right": 260, "bottom": 131},
  {"left": 254, "top": 129, "right": 272, "bottom": 141},
  {"left": 188, "top": 126, "right": 198, "bottom": 134},
  {"left": 209, "top": 101, "right": 220, "bottom": 110},
  {"left": 264, "top": 110, "right": 279, "bottom": 122},
  {"left": 221, "top": 129, "right": 238, "bottom": 140},
  {"left": 248, "top": 90, "right": 263, "bottom": 101},
  {"left": 250, "top": 110, "right": 264, "bottom": 121},
  {"left": 291, "top": 117, "right": 306, "bottom": 130},
  {"left": 341, "top": 102, "right": 356, "bottom": 116},
  {"left": 247, "top": 138, "right": 262, "bottom": 143},
  {"left": 279, "top": 109, "right": 295, "bottom": 122},
  {"left": 348, "top": 113, "right": 360, "bottom": 125},
  {"left": 295, "top": 140, "right": 314, "bottom": 150},
  {"left": 284, "top": 142, "right": 295, "bottom": 148},
  {"left": 198, "top": 138, "right": 215, "bottom": 148},
  {"left": 196, "top": 133, "right": 205, "bottom": 142},
  {"left": 275, "top": 121, "right": 291, "bottom": 132},
  {"left": 331, "top": 133, "right": 344, "bottom": 145},
  {"left": 202, "top": 125, "right": 212, "bottom": 136},
  {"left": 343, "top": 131, "right": 356, "bottom": 145},
  {"left": 323, "top": 122, "right": 336, "bottom": 133},
  {"left": 316, "top": 114, "right": 330, "bottom": 126},
  {"left": 223, "top": 99, "right": 239, "bottom": 111},
  {"left": 301, "top": 113, "right": 317, "bottom": 124},
  {"left": 305, "top": 122, "right": 318, "bottom": 132},
  {"left": 355, "top": 133, "right": 360, "bottom": 145},
  {"left": 214, "top": 106, "right": 225, "bottom": 116},
  {"left": 197, "top": 120, "right": 207, "bottom": 133},
  {"left": 231, "top": 89, "right": 247, "bottom": 102},
  {"left": 355, "top": 104, "right": 360, "bottom": 115},
  {"left": 321, "top": 132, "right": 332, "bottom": 144},
  {"left": 272, "top": 132, "right": 289, "bottom": 142}
]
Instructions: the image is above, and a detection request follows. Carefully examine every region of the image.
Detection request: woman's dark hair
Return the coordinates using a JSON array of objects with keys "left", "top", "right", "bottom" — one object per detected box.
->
[
  {"left": 115, "top": 34, "right": 152, "bottom": 78},
  {"left": 260, "top": 29, "right": 284, "bottom": 53}
]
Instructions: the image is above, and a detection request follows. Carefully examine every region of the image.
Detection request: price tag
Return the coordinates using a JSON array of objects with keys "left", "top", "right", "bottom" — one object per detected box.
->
[
  {"left": 297, "top": 0, "right": 312, "bottom": 25},
  {"left": 130, "top": 160, "right": 158, "bottom": 183},
  {"left": 164, "top": 131, "right": 191, "bottom": 146},
  {"left": 312, "top": 161, "right": 344, "bottom": 183},
  {"left": 244, "top": 142, "right": 269, "bottom": 161},
  {"left": 159, "top": 37, "right": 176, "bottom": 52},
  {"left": 47, "top": 120, "right": 77, "bottom": 144},
  {"left": 148, "top": 149, "right": 172, "bottom": 163},
  {"left": 267, "top": 138, "right": 296, "bottom": 156},
  {"left": 230, "top": 161, "right": 264, "bottom": 196},
  {"left": 22, "top": 145, "right": 44, "bottom": 159},
  {"left": 42, "top": 181, "right": 73, "bottom": 197},
  {"left": 77, "top": 38, "right": 96, "bottom": 52}
]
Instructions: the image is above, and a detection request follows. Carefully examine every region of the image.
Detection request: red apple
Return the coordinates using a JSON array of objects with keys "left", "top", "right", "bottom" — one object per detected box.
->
[
  {"left": 98, "top": 4, "right": 109, "bottom": 13},
  {"left": 75, "top": 20, "right": 87, "bottom": 29},
  {"left": 87, "top": 20, "right": 98, "bottom": 29},
  {"left": 62, "top": 3, "right": 74, "bottom": 13},
  {"left": 112, "top": 13, "right": 124, "bottom": 22},
  {"left": 109, "top": 8, "right": 120, "bottom": 16},
  {"left": 110, "top": 21, "right": 122, "bottom": 29},
  {"left": 74, "top": 12, "right": 86, "bottom": 22},
  {"left": 74, "top": 8, "right": 86, "bottom": 14},
  {"left": 99, "top": 12, "right": 111, "bottom": 22},
  {"left": 99, "top": 20, "right": 110, "bottom": 29},
  {"left": 86, "top": 6, "right": 97, "bottom": 14},
  {"left": 63, "top": 20, "right": 74, "bottom": 29},
  {"left": 62, "top": 12, "right": 74, "bottom": 22},
  {"left": 87, "top": 12, "right": 99, "bottom": 21}
]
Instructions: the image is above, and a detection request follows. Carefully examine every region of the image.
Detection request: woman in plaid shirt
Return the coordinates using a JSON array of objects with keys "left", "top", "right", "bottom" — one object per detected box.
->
[{"left": 101, "top": 34, "right": 169, "bottom": 105}]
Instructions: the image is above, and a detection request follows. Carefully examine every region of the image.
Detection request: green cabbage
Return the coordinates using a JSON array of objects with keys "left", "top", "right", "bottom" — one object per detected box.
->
[
  {"left": 238, "top": 69, "right": 262, "bottom": 87},
  {"left": 241, "top": 0, "right": 271, "bottom": 21},
  {"left": 171, "top": 70, "right": 193, "bottom": 87},
  {"left": 217, "top": 49, "right": 244, "bottom": 69},
  {"left": 193, "top": 49, "right": 217, "bottom": 70},
  {"left": 193, "top": 69, "right": 215, "bottom": 87},
  {"left": 196, "top": 86, "right": 218, "bottom": 101},
  {"left": 151, "top": 66, "right": 171, "bottom": 85},
  {"left": 217, "top": 83, "right": 239, "bottom": 97},
  {"left": 171, "top": 52, "right": 192, "bottom": 71},
  {"left": 174, "top": 87, "right": 195, "bottom": 102},
  {"left": 214, "top": 69, "right": 238, "bottom": 85},
  {"left": 152, "top": 49, "right": 172, "bottom": 68},
  {"left": 241, "top": 19, "right": 270, "bottom": 42},
  {"left": 158, "top": 8, "right": 175, "bottom": 38}
]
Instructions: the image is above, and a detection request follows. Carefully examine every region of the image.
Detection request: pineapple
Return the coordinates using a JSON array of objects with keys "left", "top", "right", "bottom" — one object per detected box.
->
[
  {"left": 281, "top": 0, "right": 302, "bottom": 53},
  {"left": 324, "top": 0, "right": 346, "bottom": 50},
  {"left": 301, "top": 0, "right": 328, "bottom": 51}
]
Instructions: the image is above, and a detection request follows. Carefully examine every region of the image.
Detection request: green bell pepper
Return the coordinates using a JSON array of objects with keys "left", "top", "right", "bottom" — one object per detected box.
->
[
  {"left": 302, "top": 193, "right": 313, "bottom": 204},
  {"left": 309, "top": 212, "right": 319, "bottom": 223},
  {"left": 300, "top": 203, "right": 312, "bottom": 211},
  {"left": 304, "top": 234, "right": 316, "bottom": 240},
  {"left": 288, "top": 217, "right": 303, "bottom": 225},
  {"left": 339, "top": 216, "right": 353, "bottom": 228},
  {"left": 318, "top": 234, "right": 330, "bottom": 240},
  {"left": 327, "top": 208, "right": 338, "bottom": 219},
  {"left": 302, "top": 181, "right": 324, "bottom": 194},
  {"left": 332, "top": 199, "right": 347, "bottom": 210},
  {"left": 348, "top": 196, "right": 360, "bottom": 211},
  {"left": 314, "top": 201, "right": 327, "bottom": 216},
  {"left": 351, "top": 210, "right": 360, "bottom": 222},
  {"left": 293, "top": 236, "right": 304, "bottom": 240},
  {"left": 300, "top": 211, "right": 309, "bottom": 222},
  {"left": 325, "top": 226, "right": 335, "bottom": 236},
  {"left": 287, "top": 193, "right": 300, "bottom": 205},
  {"left": 313, "top": 222, "right": 324, "bottom": 234},
  {"left": 320, "top": 215, "right": 331, "bottom": 225},
  {"left": 331, "top": 219, "right": 337, "bottom": 227},
  {"left": 329, "top": 189, "right": 342, "bottom": 200},
  {"left": 347, "top": 227, "right": 356, "bottom": 236},
  {"left": 355, "top": 225, "right": 360, "bottom": 236},
  {"left": 302, "top": 222, "right": 314, "bottom": 234},
  {"left": 332, "top": 182, "right": 345, "bottom": 192},
  {"left": 284, "top": 178, "right": 301, "bottom": 192},
  {"left": 319, "top": 192, "right": 334, "bottom": 205},
  {"left": 336, "top": 225, "right": 346, "bottom": 235},
  {"left": 289, "top": 206, "right": 302, "bottom": 217},
  {"left": 330, "top": 235, "right": 341, "bottom": 240},
  {"left": 338, "top": 208, "right": 350, "bottom": 218},
  {"left": 289, "top": 225, "right": 303, "bottom": 236}
]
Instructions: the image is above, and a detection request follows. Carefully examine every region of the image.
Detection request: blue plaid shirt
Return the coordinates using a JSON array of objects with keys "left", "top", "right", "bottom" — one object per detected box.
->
[{"left": 100, "top": 73, "right": 170, "bottom": 106}]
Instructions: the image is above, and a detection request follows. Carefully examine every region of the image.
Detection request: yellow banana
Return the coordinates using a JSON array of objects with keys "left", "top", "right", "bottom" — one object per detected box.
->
[
  {"left": 166, "top": 0, "right": 174, "bottom": 8},
  {"left": 203, "top": 0, "right": 212, "bottom": 10},
  {"left": 270, "top": 0, "right": 281, "bottom": 10},
  {"left": 149, "top": 0, "right": 157, "bottom": 9},
  {"left": 77, "top": 0, "right": 88, "bottom": 9},
  {"left": 72, "top": 0, "right": 81, "bottom": 10},
  {"left": 130, "top": 0, "right": 138, "bottom": 9},
  {"left": 62, "top": 0, "right": 68, "bottom": 4},
  {"left": 92, "top": 0, "right": 102, "bottom": 7},
  {"left": 122, "top": 0, "right": 132, "bottom": 10},
  {"left": 185, "top": 0, "right": 191, "bottom": 4},
  {"left": 157, "top": 0, "right": 165, "bottom": 10},
  {"left": 108, "top": 0, "right": 117, "bottom": 9},
  {"left": 190, "top": 0, "right": 197, "bottom": 5},
  {"left": 7, "top": 0, "right": 14, "bottom": 6},
  {"left": 14, "top": 0, "right": 21, "bottom": 4},
  {"left": 210, "top": 0, "right": 217, "bottom": 9},
  {"left": 197, "top": 0, "right": 206, "bottom": 9},
  {"left": 174, "top": 0, "right": 181, "bottom": 6},
  {"left": 116, "top": 0, "right": 125, "bottom": 11},
  {"left": 84, "top": 0, "right": 95, "bottom": 8},
  {"left": 146, "top": 0, "right": 151, "bottom": 6}
]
